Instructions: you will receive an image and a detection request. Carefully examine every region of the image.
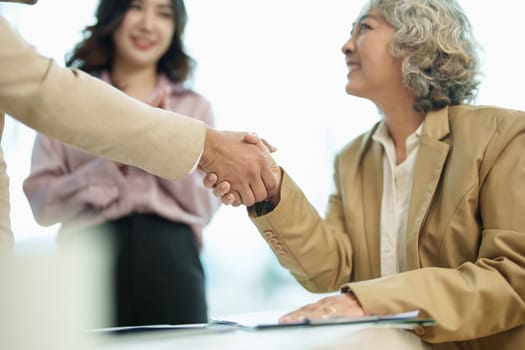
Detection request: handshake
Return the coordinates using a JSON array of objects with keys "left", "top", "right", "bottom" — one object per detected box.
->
[{"left": 199, "top": 128, "right": 282, "bottom": 207}]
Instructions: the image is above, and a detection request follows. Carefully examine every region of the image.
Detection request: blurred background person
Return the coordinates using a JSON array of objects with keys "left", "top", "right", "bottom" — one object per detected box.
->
[{"left": 23, "top": 0, "right": 220, "bottom": 326}]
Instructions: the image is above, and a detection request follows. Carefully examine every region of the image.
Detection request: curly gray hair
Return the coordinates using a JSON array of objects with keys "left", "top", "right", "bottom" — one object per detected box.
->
[{"left": 368, "top": 0, "right": 480, "bottom": 112}]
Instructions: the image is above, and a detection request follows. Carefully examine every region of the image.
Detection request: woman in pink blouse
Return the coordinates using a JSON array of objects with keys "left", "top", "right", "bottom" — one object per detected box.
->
[{"left": 23, "top": 0, "right": 220, "bottom": 326}]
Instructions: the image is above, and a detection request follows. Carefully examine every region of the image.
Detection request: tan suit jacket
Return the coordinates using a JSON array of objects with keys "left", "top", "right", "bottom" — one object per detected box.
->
[
  {"left": 0, "top": 17, "right": 206, "bottom": 250},
  {"left": 251, "top": 105, "right": 525, "bottom": 350}
]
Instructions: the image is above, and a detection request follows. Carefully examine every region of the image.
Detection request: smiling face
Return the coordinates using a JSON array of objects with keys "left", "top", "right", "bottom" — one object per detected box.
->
[
  {"left": 112, "top": 0, "right": 175, "bottom": 71},
  {"left": 341, "top": 7, "right": 405, "bottom": 104}
]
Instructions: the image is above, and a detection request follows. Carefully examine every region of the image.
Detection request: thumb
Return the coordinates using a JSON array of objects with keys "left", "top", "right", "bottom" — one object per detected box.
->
[
  {"left": 243, "top": 133, "right": 277, "bottom": 153},
  {"left": 146, "top": 88, "right": 170, "bottom": 108}
]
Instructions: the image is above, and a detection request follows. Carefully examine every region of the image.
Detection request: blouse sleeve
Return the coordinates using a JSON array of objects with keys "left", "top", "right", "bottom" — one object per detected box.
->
[{"left": 23, "top": 135, "right": 127, "bottom": 226}]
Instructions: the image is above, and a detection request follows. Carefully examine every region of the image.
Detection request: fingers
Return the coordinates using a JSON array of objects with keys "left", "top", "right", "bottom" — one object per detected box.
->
[
  {"left": 238, "top": 150, "right": 272, "bottom": 205},
  {"left": 278, "top": 294, "right": 365, "bottom": 324},
  {"left": 210, "top": 176, "right": 254, "bottom": 206},
  {"left": 158, "top": 88, "right": 170, "bottom": 109},
  {"left": 213, "top": 182, "right": 229, "bottom": 197},
  {"left": 229, "top": 193, "right": 243, "bottom": 207},
  {"left": 146, "top": 93, "right": 162, "bottom": 108},
  {"left": 221, "top": 193, "right": 237, "bottom": 206},
  {"left": 203, "top": 173, "right": 218, "bottom": 189},
  {"left": 249, "top": 136, "right": 280, "bottom": 199},
  {"left": 238, "top": 183, "right": 256, "bottom": 207},
  {"left": 215, "top": 183, "right": 242, "bottom": 206},
  {"left": 146, "top": 87, "right": 170, "bottom": 108},
  {"left": 202, "top": 174, "right": 242, "bottom": 205},
  {"left": 249, "top": 181, "right": 268, "bottom": 205},
  {"left": 279, "top": 304, "right": 312, "bottom": 324}
]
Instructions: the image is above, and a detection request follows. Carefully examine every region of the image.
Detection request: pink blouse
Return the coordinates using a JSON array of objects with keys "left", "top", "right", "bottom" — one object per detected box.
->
[{"left": 23, "top": 72, "right": 220, "bottom": 248}]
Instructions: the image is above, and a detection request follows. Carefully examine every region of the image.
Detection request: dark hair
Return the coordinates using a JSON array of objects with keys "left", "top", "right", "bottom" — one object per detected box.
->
[{"left": 66, "top": 0, "right": 194, "bottom": 82}]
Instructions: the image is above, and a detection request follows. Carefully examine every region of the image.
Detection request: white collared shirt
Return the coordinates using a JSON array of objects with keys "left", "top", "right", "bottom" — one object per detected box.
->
[{"left": 372, "top": 121, "right": 424, "bottom": 276}]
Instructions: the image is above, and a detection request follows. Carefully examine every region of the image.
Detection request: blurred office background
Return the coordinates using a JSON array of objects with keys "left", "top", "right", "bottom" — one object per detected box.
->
[{"left": 1, "top": 0, "right": 524, "bottom": 319}]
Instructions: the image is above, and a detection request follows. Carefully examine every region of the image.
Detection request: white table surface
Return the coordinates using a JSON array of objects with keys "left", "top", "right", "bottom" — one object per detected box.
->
[
  {"left": 0, "top": 255, "right": 430, "bottom": 350},
  {"left": 94, "top": 310, "right": 429, "bottom": 350}
]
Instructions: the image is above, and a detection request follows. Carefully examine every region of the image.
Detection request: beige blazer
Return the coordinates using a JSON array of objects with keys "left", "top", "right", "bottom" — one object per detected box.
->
[
  {"left": 0, "top": 17, "right": 206, "bottom": 250},
  {"left": 251, "top": 105, "right": 525, "bottom": 350}
]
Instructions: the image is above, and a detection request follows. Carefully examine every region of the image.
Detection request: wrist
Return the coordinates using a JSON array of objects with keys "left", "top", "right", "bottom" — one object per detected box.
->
[
  {"left": 341, "top": 288, "right": 363, "bottom": 311},
  {"left": 199, "top": 127, "right": 214, "bottom": 169}
]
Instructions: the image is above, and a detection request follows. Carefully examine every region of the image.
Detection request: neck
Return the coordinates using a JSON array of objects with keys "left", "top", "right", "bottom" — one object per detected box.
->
[
  {"left": 382, "top": 106, "right": 424, "bottom": 146},
  {"left": 376, "top": 90, "right": 424, "bottom": 143},
  {"left": 375, "top": 91, "right": 425, "bottom": 164},
  {"left": 110, "top": 63, "right": 158, "bottom": 101}
]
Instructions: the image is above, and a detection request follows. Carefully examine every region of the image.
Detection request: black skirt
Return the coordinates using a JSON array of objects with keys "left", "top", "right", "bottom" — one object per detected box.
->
[{"left": 60, "top": 213, "right": 207, "bottom": 327}]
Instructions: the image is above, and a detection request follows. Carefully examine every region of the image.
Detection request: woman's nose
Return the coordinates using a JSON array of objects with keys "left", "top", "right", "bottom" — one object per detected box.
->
[
  {"left": 139, "top": 9, "right": 155, "bottom": 30},
  {"left": 341, "top": 35, "right": 356, "bottom": 55}
]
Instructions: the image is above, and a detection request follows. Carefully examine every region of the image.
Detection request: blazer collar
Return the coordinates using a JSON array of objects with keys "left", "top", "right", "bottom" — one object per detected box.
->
[
  {"left": 360, "top": 123, "right": 383, "bottom": 278},
  {"left": 405, "top": 106, "right": 451, "bottom": 270},
  {"left": 359, "top": 106, "right": 451, "bottom": 273},
  {"left": 421, "top": 106, "right": 450, "bottom": 140}
]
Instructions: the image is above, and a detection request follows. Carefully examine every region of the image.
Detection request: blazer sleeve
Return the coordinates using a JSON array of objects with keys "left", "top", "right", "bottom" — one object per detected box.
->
[
  {"left": 0, "top": 17, "right": 206, "bottom": 181},
  {"left": 249, "top": 168, "right": 354, "bottom": 292}
]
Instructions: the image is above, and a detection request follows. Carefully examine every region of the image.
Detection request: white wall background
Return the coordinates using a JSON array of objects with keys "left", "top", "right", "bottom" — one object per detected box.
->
[{"left": 1, "top": 0, "right": 524, "bottom": 317}]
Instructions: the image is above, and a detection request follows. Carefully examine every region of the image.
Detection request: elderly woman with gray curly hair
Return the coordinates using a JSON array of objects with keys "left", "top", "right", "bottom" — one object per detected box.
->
[{"left": 205, "top": 0, "right": 525, "bottom": 349}]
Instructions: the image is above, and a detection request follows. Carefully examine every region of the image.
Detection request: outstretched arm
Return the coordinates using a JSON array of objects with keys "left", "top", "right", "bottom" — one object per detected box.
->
[{"left": 0, "top": 17, "right": 279, "bottom": 206}]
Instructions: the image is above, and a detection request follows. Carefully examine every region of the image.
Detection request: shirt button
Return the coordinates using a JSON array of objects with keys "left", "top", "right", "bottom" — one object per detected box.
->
[{"left": 263, "top": 231, "right": 273, "bottom": 239}]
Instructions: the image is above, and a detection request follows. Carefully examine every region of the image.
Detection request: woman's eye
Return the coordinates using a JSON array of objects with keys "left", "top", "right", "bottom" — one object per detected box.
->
[
  {"left": 158, "top": 11, "right": 173, "bottom": 19},
  {"left": 359, "top": 22, "right": 371, "bottom": 32}
]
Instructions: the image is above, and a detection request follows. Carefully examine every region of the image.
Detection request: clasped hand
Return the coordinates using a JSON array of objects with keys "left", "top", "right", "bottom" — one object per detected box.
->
[{"left": 200, "top": 132, "right": 282, "bottom": 207}]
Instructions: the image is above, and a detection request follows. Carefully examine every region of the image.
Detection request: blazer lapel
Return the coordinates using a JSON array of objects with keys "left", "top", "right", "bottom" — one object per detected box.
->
[
  {"left": 406, "top": 107, "right": 451, "bottom": 270},
  {"left": 361, "top": 126, "right": 383, "bottom": 278}
]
